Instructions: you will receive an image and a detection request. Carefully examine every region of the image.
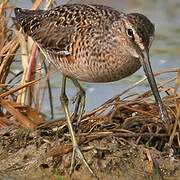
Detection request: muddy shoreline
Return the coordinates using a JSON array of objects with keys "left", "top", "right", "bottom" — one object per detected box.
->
[
  {"left": 0, "top": 108, "right": 179, "bottom": 180},
  {"left": 0, "top": 1, "right": 180, "bottom": 179}
]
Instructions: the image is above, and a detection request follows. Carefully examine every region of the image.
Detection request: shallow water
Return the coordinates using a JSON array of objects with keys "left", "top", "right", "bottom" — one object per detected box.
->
[{"left": 13, "top": 0, "right": 180, "bottom": 118}]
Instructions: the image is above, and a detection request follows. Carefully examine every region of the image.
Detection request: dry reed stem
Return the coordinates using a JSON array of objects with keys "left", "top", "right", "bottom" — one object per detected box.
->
[
  {"left": 83, "top": 68, "right": 179, "bottom": 118},
  {"left": 0, "top": 37, "right": 19, "bottom": 83},
  {"left": 0, "top": 0, "right": 55, "bottom": 127},
  {"left": 168, "top": 70, "right": 180, "bottom": 146},
  {"left": 14, "top": 0, "right": 54, "bottom": 118},
  {"left": 0, "top": 98, "right": 36, "bottom": 128},
  {"left": 0, "top": 78, "right": 40, "bottom": 98},
  {"left": 0, "top": 1, "right": 179, "bottom": 153},
  {"left": 0, "top": 0, "right": 8, "bottom": 51}
]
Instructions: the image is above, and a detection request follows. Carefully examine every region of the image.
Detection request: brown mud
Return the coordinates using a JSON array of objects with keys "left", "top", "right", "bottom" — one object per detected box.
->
[
  {"left": 0, "top": 97, "right": 180, "bottom": 180},
  {"left": 0, "top": 1, "right": 180, "bottom": 179}
]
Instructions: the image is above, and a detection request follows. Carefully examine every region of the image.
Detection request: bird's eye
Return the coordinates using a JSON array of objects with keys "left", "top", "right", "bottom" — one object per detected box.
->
[{"left": 126, "top": 28, "right": 134, "bottom": 39}]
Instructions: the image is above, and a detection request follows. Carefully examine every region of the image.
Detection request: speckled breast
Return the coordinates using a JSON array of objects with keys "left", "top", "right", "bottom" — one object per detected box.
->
[{"left": 46, "top": 50, "right": 141, "bottom": 83}]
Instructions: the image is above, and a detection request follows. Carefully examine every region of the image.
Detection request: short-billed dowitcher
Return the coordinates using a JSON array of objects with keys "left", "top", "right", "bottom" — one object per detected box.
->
[{"left": 14, "top": 4, "right": 169, "bottom": 177}]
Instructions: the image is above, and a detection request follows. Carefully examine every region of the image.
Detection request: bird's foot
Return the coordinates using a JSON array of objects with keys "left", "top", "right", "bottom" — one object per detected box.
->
[{"left": 70, "top": 145, "right": 97, "bottom": 178}]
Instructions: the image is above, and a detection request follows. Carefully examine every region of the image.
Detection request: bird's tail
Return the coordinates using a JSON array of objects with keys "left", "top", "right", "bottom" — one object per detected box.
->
[
  {"left": 14, "top": 7, "right": 44, "bottom": 33},
  {"left": 14, "top": 8, "right": 43, "bottom": 25}
]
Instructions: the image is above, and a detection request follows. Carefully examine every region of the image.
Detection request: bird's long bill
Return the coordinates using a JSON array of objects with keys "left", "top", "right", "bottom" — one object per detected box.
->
[{"left": 140, "top": 49, "right": 168, "bottom": 122}]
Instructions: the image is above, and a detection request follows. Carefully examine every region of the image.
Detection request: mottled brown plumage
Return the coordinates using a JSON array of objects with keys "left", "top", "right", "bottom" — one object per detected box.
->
[
  {"left": 14, "top": 4, "right": 168, "bottom": 177},
  {"left": 14, "top": 4, "right": 154, "bottom": 82}
]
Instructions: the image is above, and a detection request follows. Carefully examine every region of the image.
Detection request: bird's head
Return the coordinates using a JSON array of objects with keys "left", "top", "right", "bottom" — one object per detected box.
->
[{"left": 118, "top": 12, "right": 168, "bottom": 122}]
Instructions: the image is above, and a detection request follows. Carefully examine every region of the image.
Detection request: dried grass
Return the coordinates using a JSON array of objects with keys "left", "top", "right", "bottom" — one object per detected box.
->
[
  {"left": 0, "top": 0, "right": 179, "bottom": 154},
  {"left": 0, "top": 0, "right": 55, "bottom": 128}
]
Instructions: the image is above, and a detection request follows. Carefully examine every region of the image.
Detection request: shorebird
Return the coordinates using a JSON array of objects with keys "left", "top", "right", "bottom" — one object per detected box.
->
[{"left": 14, "top": 4, "right": 169, "bottom": 177}]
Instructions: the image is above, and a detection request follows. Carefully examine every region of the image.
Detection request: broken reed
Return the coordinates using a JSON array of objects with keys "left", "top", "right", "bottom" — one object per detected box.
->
[
  {"left": 0, "top": 0, "right": 55, "bottom": 128},
  {"left": 0, "top": 0, "right": 179, "bottom": 151}
]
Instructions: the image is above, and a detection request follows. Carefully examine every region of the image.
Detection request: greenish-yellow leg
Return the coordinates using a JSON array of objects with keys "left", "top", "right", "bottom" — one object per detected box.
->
[
  {"left": 72, "top": 78, "right": 85, "bottom": 124},
  {"left": 60, "top": 75, "right": 96, "bottom": 177}
]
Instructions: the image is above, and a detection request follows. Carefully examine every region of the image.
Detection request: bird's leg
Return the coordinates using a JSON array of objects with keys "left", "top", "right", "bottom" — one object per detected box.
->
[
  {"left": 72, "top": 78, "right": 86, "bottom": 125},
  {"left": 60, "top": 75, "right": 96, "bottom": 177}
]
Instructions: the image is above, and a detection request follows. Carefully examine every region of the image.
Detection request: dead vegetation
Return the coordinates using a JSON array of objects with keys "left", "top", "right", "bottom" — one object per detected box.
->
[{"left": 0, "top": 1, "right": 180, "bottom": 179}]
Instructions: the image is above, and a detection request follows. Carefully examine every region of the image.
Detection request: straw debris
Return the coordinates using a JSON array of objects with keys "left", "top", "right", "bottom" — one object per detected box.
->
[{"left": 0, "top": 1, "right": 179, "bottom": 179}]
